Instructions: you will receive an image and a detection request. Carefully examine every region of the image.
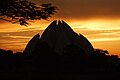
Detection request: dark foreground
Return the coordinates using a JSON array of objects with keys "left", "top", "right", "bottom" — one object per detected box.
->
[
  {"left": 0, "top": 72, "right": 120, "bottom": 80},
  {"left": 0, "top": 48, "right": 120, "bottom": 79}
]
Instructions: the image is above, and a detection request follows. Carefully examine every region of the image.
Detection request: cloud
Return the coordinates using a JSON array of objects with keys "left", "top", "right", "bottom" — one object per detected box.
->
[
  {"left": 74, "top": 28, "right": 120, "bottom": 42},
  {"left": 29, "top": 0, "right": 120, "bottom": 20},
  {"left": 0, "top": 29, "right": 43, "bottom": 52},
  {"left": 0, "top": 29, "right": 43, "bottom": 37}
]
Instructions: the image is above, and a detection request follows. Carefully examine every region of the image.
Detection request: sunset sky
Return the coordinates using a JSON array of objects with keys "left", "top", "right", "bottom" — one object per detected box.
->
[{"left": 0, "top": 0, "right": 120, "bottom": 56}]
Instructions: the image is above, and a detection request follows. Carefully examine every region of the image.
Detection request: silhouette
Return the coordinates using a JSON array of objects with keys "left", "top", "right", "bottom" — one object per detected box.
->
[
  {"left": 0, "top": 20, "right": 120, "bottom": 79},
  {"left": 0, "top": 0, "right": 56, "bottom": 26},
  {"left": 24, "top": 20, "right": 94, "bottom": 56},
  {"left": 24, "top": 34, "right": 40, "bottom": 54}
]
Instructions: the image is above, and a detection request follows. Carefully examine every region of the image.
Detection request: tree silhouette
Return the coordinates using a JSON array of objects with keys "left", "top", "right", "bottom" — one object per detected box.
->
[
  {"left": 0, "top": 0, "right": 56, "bottom": 26},
  {"left": 94, "top": 49, "right": 109, "bottom": 56}
]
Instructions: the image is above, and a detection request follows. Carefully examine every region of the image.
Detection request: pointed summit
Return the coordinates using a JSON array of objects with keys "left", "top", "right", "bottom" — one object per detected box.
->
[
  {"left": 24, "top": 33, "right": 40, "bottom": 54},
  {"left": 40, "top": 20, "right": 59, "bottom": 48},
  {"left": 24, "top": 20, "right": 94, "bottom": 56}
]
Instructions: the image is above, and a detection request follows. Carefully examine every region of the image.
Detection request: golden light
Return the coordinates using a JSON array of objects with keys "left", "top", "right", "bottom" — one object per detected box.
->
[{"left": 0, "top": 19, "right": 120, "bottom": 56}]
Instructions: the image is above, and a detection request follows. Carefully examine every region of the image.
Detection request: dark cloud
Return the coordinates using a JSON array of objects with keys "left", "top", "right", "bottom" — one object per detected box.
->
[
  {"left": 0, "top": 29, "right": 44, "bottom": 51},
  {"left": 73, "top": 28, "right": 120, "bottom": 43},
  {"left": 0, "top": 30, "right": 43, "bottom": 37},
  {"left": 0, "top": 20, "right": 10, "bottom": 24},
  {"left": 29, "top": 0, "right": 120, "bottom": 20}
]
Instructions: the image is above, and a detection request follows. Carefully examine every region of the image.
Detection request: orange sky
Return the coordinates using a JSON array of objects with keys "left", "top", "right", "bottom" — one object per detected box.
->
[{"left": 0, "top": 0, "right": 120, "bottom": 56}]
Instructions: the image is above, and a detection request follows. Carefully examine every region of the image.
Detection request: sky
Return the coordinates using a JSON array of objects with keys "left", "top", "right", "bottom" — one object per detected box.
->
[{"left": 0, "top": 0, "right": 120, "bottom": 56}]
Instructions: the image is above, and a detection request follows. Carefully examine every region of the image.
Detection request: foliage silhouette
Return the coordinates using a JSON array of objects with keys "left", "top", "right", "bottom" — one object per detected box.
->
[
  {"left": 0, "top": 0, "right": 56, "bottom": 26},
  {"left": 0, "top": 43, "right": 120, "bottom": 74},
  {"left": 0, "top": 42, "right": 120, "bottom": 80}
]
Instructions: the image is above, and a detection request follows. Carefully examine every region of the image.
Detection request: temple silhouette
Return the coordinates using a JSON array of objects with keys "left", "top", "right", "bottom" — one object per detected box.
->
[
  {"left": 24, "top": 20, "right": 94, "bottom": 56},
  {"left": 0, "top": 20, "right": 120, "bottom": 79}
]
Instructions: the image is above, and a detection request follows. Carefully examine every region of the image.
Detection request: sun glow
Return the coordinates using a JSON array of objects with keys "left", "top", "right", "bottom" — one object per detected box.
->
[
  {"left": 0, "top": 19, "right": 120, "bottom": 56},
  {"left": 65, "top": 19, "right": 120, "bottom": 56},
  {"left": 70, "top": 19, "right": 120, "bottom": 30}
]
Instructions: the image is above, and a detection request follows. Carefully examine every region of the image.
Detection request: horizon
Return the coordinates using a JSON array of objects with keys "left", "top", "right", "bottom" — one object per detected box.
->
[{"left": 0, "top": 0, "right": 120, "bottom": 57}]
